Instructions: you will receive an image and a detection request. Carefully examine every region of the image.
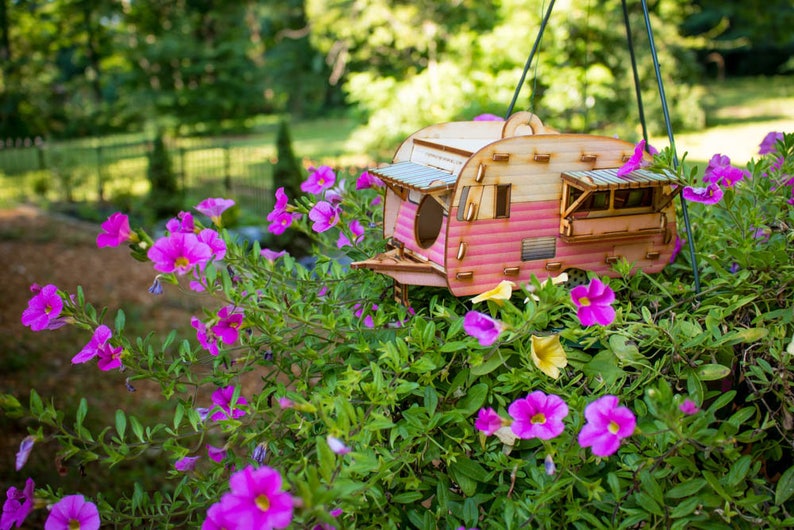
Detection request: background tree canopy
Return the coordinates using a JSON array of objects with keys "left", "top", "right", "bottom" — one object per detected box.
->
[{"left": 1, "top": 0, "right": 791, "bottom": 148}]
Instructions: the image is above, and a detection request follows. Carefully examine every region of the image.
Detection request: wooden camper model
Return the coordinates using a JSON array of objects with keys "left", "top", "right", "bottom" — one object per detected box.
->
[{"left": 351, "top": 112, "right": 680, "bottom": 303}]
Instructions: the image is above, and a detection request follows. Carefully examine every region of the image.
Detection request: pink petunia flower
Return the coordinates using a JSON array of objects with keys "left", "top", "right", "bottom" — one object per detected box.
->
[
  {"left": 702, "top": 154, "right": 746, "bottom": 188},
  {"left": 301, "top": 166, "right": 336, "bottom": 195},
  {"left": 210, "top": 385, "right": 248, "bottom": 421},
  {"left": 211, "top": 306, "right": 244, "bottom": 345},
  {"left": 617, "top": 139, "right": 653, "bottom": 177},
  {"left": 474, "top": 407, "right": 503, "bottom": 436},
  {"left": 148, "top": 232, "right": 213, "bottom": 275},
  {"left": 207, "top": 445, "right": 227, "bottom": 463},
  {"left": 214, "top": 465, "right": 294, "bottom": 529},
  {"left": 175, "top": 456, "right": 200, "bottom": 472},
  {"left": 72, "top": 325, "right": 113, "bottom": 364},
  {"left": 96, "top": 212, "right": 131, "bottom": 248},
  {"left": 260, "top": 248, "right": 287, "bottom": 262},
  {"left": 15, "top": 436, "right": 35, "bottom": 471},
  {"left": 355, "top": 171, "right": 385, "bottom": 190},
  {"left": 1, "top": 478, "right": 35, "bottom": 530},
  {"left": 759, "top": 131, "right": 784, "bottom": 155},
  {"left": 669, "top": 235, "right": 684, "bottom": 264},
  {"left": 463, "top": 311, "right": 504, "bottom": 346},
  {"left": 96, "top": 343, "right": 124, "bottom": 371},
  {"left": 44, "top": 494, "right": 101, "bottom": 530},
  {"left": 570, "top": 278, "right": 616, "bottom": 327},
  {"left": 192, "top": 316, "right": 220, "bottom": 356},
  {"left": 196, "top": 198, "right": 235, "bottom": 226},
  {"left": 308, "top": 201, "right": 341, "bottom": 233},
  {"left": 354, "top": 303, "right": 378, "bottom": 328},
  {"left": 21, "top": 284, "right": 64, "bottom": 331},
  {"left": 337, "top": 219, "right": 365, "bottom": 248},
  {"left": 198, "top": 229, "right": 227, "bottom": 261},
  {"left": 508, "top": 391, "right": 569, "bottom": 440},
  {"left": 166, "top": 211, "right": 196, "bottom": 234},
  {"left": 473, "top": 113, "right": 504, "bottom": 121},
  {"left": 202, "top": 501, "right": 235, "bottom": 530},
  {"left": 266, "top": 188, "right": 300, "bottom": 235},
  {"left": 679, "top": 398, "right": 700, "bottom": 415},
  {"left": 682, "top": 183, "right": 723, "bottom": 205},
  {"left": 327, "top": 436, "right": 351, "bottom": 455},
  {"left": 578, "top": 395, "right": 636, "bottom": 457}
]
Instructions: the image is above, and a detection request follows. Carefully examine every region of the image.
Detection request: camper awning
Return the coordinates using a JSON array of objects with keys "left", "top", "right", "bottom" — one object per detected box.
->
[
  {"left": 369, "top": 161, "right": 458, "bottom": 192},
  {"left": 562, "top": 168, "right": 679, "bottom": 191}
]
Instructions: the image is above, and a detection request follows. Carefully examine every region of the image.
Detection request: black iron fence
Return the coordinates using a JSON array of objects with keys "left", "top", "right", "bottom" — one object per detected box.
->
[{"left": 0, "top": 135, "right": 276, "bottom": 215}]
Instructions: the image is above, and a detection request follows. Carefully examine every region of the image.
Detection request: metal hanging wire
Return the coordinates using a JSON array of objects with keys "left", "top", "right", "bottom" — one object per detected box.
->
[{"left": 506, "top": 0, "right": 701, "bottom": 293}]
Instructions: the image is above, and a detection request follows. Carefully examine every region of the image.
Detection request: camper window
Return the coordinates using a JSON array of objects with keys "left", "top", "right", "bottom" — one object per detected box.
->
[
  {"left": 614, "top": 188, "right": 653, "bottom": 209},
  {"left": 567, "top": 186, "right": 609, "bottom": 213},
  {"left": 495, "top": 184, "right": 511, "bottom": 218}
]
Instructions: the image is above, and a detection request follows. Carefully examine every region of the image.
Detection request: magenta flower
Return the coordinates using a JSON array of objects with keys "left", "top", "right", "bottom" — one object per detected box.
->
[
  {"left": 679, "top": 398, "right": 700, "bottom": 415},
  {"left": 212, "top": 306, "right": 244, "bottom": 345},
  {"left": 261, "top": 248, "right": 287, "bottom": 262},
  {"left": 202, "top": 502, "right": 235, "bottom": 530},
  {"left": 215, "top": 465, "right": 294, "bottom": 529},
  {"left": 570, "top": 278, "right": 616, "bottom": 326},
  {"left": 669, "top": 235, "right": 684, "bottom": 264},
  {"left": 192, "top": 316, "right": 220, "bottom": 356},
  {"left": 355, "top": 170, "right": 385, "bottom": 190},
  {"left": 207, "top": 445, "right": 227, "bottom": 463},
  {"left": 308, "top": 201, "right": 341, "bottom": 233},
  {"left": 15, "top": 436, "right": 35, "bottom": 471},
  {"left": 759, "top": 131, "right": 784, "bottom": 155},
  {"left": 266, "top": 188, "right": 300, "bottom": 235},
  {"left": 276, "top": 397, "right": 294, "bottom": 409},
  {"left": 682, "top": 183, "right": 723, "bottom": 205},
  {"left": 301, "top": 166, "right": 336, "bottom": 195},
  {"left": 96, "top": 343, "right": 123, "bottom": 371},
  {"left": 508, "top": 391, "right": 569, "bottom": 440},
  {"left": 353, "top": 303, "right": 378, "bottom": 328},
  {"left": 702, "top": 154, "right": 746, "bottom": 187},
  {"left": 1, "top": 478, "right": 35, "bottom": 530},
  {"left": 337, "top": 219, "right": 365, "bottom": 248},
  {"left": 578, "top": 395, "right": 636, "bottom": 457},
  {"left": 175, "top": 456, "right": 200, "bottom": 472},
  {"left": 198, "top": 229, "right": 227, "bottom": 261},
  {"left": 72, "top": 324, "right": 113, "bottom": 364},
  {"left": 21, "top": 284, "right": 64, "bottom": 331},
  {"left": 196, "top": 198, "right": 235, "bottom": 226},
  {"left": 211, "top": 385, "right": 248, "bottom": 421},
  {"left": 617, "top": 139, "right": 651, "bottom": 177},
  {"left": 474, "top": 407, "right": 503, "bottom": 436},
  {"left": 148, "top": 232, "right": 212, "bottom": 275},
  {"left": 327, "top": 435, "right": 351, "bottom": 455},
  {"left": 166, "top": 211, "right": 196, "bottom": 234},
  {"left": 96, "top": 212, "right": 131, "bottom": 248},
  {"left": 463, "top": 311, "right": 503, "bottom": 346},
  {"left": 44, "top": 494, "right": 100, "bottom": 530},
  {"left": 473, "top": 113, "right": 504, "bottom": 121}
]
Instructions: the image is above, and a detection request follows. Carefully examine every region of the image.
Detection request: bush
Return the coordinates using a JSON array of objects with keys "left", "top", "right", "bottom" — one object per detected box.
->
[
  {"left": 4, "top": 133, "right": 794, "bottom": 529},
  {"left": 147, "top": 131, "right": 182, "bottom": 221}
]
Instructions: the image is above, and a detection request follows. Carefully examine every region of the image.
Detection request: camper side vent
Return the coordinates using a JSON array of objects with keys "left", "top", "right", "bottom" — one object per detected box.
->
[{"left": 521, "top": 237, "right": 557, "bottom": 261}]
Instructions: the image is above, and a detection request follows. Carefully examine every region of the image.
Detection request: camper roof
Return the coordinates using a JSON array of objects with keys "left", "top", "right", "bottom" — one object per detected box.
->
[
  {"left": 369, "top": 161, "right": 458, "bottom": 192},
  {"left": 562, "top": 168, "right": 678, "bottom": 191}
]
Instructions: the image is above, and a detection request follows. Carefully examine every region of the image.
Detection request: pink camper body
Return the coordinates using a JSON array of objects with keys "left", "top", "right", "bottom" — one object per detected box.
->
[{"left": 351, "top": 112, "right": 680, "bottom": 302}]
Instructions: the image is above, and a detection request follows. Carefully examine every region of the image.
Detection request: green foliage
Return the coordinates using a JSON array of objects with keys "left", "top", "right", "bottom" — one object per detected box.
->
[{"left": 4, "top": 119, "right": 794, "bottom": 527}]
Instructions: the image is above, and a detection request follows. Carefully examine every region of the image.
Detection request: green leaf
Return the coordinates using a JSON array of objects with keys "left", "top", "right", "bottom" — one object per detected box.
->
[
  {"left": 696, "top": 363, "right": 731, "bottom": 381},
  {"left": 456, "top": 383, "right": 488, "bottom": 417},
  {"left": 470, "top": 350, "right": 510, "bottom": 376},
  {"left": 75, "top": 398, "right": 88, "bottom": 430},
  {"left": 115, "top": 309, "right": 126, "bottom": 333},
  {"left": 666, "top": 478, "right": 707, "bottom": 499},
  {"left": 424, "top": 387, "right": 438, "bottom": 416},
  {"left": 775, "top": 465, "right": 794, "bottom": 505},
  {"left": 115, "top": 409, "right": 127, "bottom": 440},
  {"left": 392, "top": 491, "right": 424, "bottom": 504}
]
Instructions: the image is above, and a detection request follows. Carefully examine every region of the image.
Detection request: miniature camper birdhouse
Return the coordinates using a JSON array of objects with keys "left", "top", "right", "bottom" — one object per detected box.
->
[{"left": 351, "top": 112, "right": 680, "bottom": 303}]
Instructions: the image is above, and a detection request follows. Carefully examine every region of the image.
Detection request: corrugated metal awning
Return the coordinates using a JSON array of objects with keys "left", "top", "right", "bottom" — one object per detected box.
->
[
  {"left": 369, "top": 161, "right": 458, "bottom": 192},
  {"left": 562, "top": 168, "right": 678, "bottom": 190}
]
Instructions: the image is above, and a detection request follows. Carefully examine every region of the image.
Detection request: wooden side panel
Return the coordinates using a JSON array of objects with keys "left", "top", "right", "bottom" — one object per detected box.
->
[{"left": 393, "top": 199, "right": 448, "bottom": 265}]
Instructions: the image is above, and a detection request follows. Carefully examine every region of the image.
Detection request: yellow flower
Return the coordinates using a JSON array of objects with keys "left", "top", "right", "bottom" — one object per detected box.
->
[
  {"left": 530, "top": 334, "right": 568, "bottom": 379},
  {"left": 471, "top": 280, "right": 516, "bottom": 304}
]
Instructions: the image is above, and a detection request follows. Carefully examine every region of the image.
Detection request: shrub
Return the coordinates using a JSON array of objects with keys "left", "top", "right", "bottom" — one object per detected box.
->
[{"left": 4, "top": 134, "right": 794, "bottom": 529}]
